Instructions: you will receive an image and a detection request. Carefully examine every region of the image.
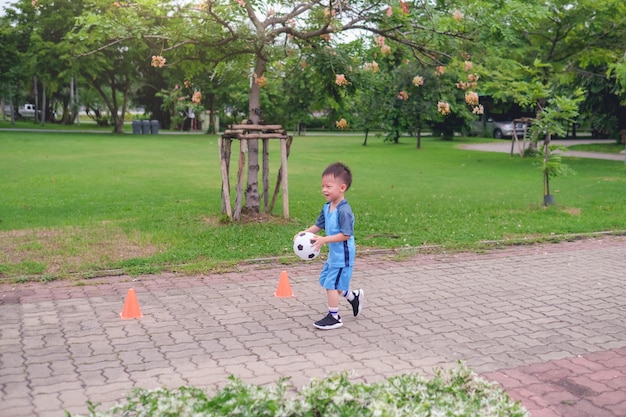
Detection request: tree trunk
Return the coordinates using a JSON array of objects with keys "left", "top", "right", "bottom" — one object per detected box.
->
[
  {"left": 75, "top": 78, "right": 80, "bottom": 125},
  {"left": 70, "top": 77, "right": 75, "bottom": 124},
  {"left": 8, "top": 84, "right": 15, "bottom": 124},
  {"left": 41, "top": 83, "right": 46, "bottom": 127},
  {"left": 244, "top": 57, "right": 267, "bottom": 214},
  {"left": 113, "top": 116, "right": 125, "bottom": 134},
  {"left": 543, "top": 133, "right": 552, "bottom": 206},
  {"left": 109, "top": 76, "right": 130, "bottom": 134},
  {"left": 207, "top": 93, "right": 217, "bottom": 134},
  {"left": 33, "top": 76, "right": 39, "bottom": 123}
]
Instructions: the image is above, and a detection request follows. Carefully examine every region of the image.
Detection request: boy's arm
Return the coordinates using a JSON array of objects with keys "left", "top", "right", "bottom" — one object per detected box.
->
[
  {"left": 311, "top": 232, "right": 349, "bottom": 251},
  {"left": 303, "top": 225, "right": 322, "bottom": 234},
  {"left": 293, "top": 225, "right": 322, "bottom": 241}
]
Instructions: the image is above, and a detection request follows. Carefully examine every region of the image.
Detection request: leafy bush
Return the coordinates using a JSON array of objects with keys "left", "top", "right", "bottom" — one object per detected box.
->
[{"left": 70, "top": 363, "right": 528, "bottom": 417}]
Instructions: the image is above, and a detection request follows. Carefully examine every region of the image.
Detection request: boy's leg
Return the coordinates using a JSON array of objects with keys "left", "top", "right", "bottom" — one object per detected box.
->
[
  {"left": 315, "top": 266, "right": 344, "bottom": 330},
  {"left": 344, "top": 288, "right": 364, "bottom": 317},
  {"left": 327, "top": 289, "right": 340, "bottom": 310},
  {"left": 313, "top": 291, "right": 343, "bottom": 330},
  {"left": 332, "top": 265, "right": 363, "bottom": 317}
]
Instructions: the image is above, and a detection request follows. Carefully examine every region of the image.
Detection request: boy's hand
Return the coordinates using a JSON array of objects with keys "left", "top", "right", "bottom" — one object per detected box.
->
[
  {"left": 309, "top": 235, "right": 325, "bottom": 251},
  {"left": 293, "top": 231, "right": 318, "bottom": 241}
]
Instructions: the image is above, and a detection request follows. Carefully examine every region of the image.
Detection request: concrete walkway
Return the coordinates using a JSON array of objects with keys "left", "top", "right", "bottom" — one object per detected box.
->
[
  {"left": 460, "top": 139, "right": 625, "bottom": 162},
  {"left": 1, "top": 235, "right": 625, "bottom": 417}
]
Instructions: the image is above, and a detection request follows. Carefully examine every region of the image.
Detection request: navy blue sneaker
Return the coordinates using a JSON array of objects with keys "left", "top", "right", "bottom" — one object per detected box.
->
[
  {"left": 314, "top": 313, "right": 343, "bottom": 330},
  {"left": 348, "top": 289, "right": 364, "bottom": 317}
]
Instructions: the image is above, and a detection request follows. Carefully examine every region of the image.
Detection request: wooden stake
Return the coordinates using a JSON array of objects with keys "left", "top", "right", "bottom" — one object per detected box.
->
[
  {"left": 281, "top": 137, "right": 289, "bottom": 219},
  {"left": 262, "top": 138, "right": 269, "bottom": 212},
  {"left": 270, "top": 136, "right": 292, "bottom": 214},
  {"left": 219, "top": 136, "right": 232, "bottom": 218},
  {"left": 234, "top": 139, "right": 247, "bottom": 220}
]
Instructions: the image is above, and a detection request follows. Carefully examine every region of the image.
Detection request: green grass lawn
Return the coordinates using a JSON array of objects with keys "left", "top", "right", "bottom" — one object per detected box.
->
[
  {"left": 568, "top": 142, "right": 626, "bottom": 154},
  {"left": 1, "top": 130, "right": 625, "bottom": 281}
]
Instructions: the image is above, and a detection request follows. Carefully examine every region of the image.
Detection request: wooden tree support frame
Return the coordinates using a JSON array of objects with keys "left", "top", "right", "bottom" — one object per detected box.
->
[
  {"left": 510, "top": 117, "right": 533, "bottom": 157},
  {"left": 219, "top": 124, "right": 293, "bottom": 220}
]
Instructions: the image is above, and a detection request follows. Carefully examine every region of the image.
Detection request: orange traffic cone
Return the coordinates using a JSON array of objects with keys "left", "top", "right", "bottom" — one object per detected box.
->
[
  {"left": 274, "top": 271, "right": 294, "bottom": 298},
  {"left": 120, "top": 288, "right": 143, "bottom": 319}
]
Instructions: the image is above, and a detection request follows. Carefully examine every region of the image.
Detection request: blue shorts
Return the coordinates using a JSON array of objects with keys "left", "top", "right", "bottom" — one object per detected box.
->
[{"left": 319, "top": 263, "right": 353, "bottom": 292}]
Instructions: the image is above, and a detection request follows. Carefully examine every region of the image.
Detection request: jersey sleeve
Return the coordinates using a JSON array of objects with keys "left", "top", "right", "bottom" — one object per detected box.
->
[
  {"left": 337, "top": 204, "right": 354, "bottom": 237},
  {"left": 314, "top": 208, "right": 326, "bottom": 229}
]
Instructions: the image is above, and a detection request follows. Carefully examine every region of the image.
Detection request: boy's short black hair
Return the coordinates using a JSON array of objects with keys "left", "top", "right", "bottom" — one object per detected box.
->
[{"left": 322, "top": 162, "right": 352, "bottom": 190}]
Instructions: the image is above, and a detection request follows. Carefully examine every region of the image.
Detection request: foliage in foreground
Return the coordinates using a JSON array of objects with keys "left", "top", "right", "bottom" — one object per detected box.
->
[{"left": 70, "top": 364, "right": 528, "bottom": 417}]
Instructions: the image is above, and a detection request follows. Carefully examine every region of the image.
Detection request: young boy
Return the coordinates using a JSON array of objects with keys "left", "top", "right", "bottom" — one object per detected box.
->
[{"left": 297, "top": 162, "right": 363, "bottom": 330}]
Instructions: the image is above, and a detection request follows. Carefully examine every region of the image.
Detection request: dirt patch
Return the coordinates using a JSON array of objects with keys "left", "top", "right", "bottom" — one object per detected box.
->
[
  {"left": 204, "top": 210, "right": 295, "bottom": 225},
  {"left": 0, "top": 224, "right": 160, "bottom": 276},
  {"left": 562, "top": 207, "right": 581, "bottom": 215},
  {"left": 238, "top": 212, "right": 294, "bottom": 225}
]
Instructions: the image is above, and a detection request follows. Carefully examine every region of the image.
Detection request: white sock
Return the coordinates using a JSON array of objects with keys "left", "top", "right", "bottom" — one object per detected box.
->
[{"left": 343, "top": 290, "right": 355, "bottom": 301}]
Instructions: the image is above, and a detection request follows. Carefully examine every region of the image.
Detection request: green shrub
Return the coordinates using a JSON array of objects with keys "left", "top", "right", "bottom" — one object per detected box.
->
[{"left": 69, "top": 363, "right": 528, "bottom": 417}]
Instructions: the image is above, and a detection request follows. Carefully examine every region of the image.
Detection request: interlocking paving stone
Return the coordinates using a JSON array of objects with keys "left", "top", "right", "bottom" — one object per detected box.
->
[{"left": 0, "top": 235, "right": 625, "bottom": 417}]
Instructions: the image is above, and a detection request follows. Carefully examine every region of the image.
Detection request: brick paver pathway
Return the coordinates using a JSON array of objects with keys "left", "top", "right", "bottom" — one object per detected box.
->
[{"left": 1, "top": 235, "right": 625, "bottom": 417}]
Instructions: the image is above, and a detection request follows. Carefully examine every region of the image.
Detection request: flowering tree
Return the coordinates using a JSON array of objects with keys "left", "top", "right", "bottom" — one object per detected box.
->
[
  {"left": 72, "top": 0, "right": 472, "bottom": 215},
  {"left": 350, "top": 37, "right": 483, "bottom": 146},
  {"left": 156, "top": 82, "right": 204, "bottom": 130}
]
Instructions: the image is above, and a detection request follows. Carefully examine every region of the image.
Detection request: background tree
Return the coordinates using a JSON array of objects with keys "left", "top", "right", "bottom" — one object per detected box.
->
[
  {"left": 576, "top": 65, "right": 623, "bottom": 138},
  {"left": 1, "top": 0, "right": 87, "bottom": 123},
  {"left": 353, "top": 37, "right": 479, "bottom": 145},
  {"left": 278, "top": 52, "right": 320, "bottom": 135},
  {"left": 461, "top": 0, "right": 610, "bottom": 204},
  {"left": 68, "top": 0, "right": 159, "bottom": 133},
  {"left": 201, "top": 61, "right": 253, "bottom": 133},
  {"left": 0, "top": 1, "right": 40, "bottom": 120},
  {"left": 0, "top": 12, "right": 25, "bottom": 122},
  {"left": 529, "top": 91, "right": 583, "bottom": 205},
  {"left": 609, "top": 59, "right": 626, "bottom": 97},
  {"left": 470, "top": 0, "right": 626, "bottom": 137},
  {"left": 351, "top": 56, "right": 386, "bottom": 145},
  {"left": 393, "top": 63, "right": 444, "bottom": 148},
  {"left": 135, "top": 66, "right": 172, "bottom": 129}
]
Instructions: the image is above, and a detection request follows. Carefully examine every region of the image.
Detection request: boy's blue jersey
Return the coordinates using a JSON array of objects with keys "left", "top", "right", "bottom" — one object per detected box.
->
[{"left": 315, "top": 199, "right": 355, "bottom": 267}]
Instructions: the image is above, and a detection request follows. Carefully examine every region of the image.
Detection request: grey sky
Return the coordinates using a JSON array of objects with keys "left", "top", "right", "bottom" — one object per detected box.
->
[{"left": 0, "top": 0, "right": 13, "bottom": 14}]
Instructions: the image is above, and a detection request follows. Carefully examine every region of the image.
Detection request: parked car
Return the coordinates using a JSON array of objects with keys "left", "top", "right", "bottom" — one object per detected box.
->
[
  {"left": 18, "top": 104, "right": 41, "bottom": 119},
  {"left": 470, "top": 116, "right": 528, "bottom": 139}
]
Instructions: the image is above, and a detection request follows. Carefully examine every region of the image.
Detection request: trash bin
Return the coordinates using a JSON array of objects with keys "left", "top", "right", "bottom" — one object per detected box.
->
[
  {"left": 132, "top": 120, "right": 141, "bottom": 135},
  {"left": 141, "top": 120, "right": 151, "bottom": 134},
  {"left": 150, "top": 120, "right": 159, "bottom": 135},
  {"left": 620, "top": 129, "right": 626, "bottom": 144}
]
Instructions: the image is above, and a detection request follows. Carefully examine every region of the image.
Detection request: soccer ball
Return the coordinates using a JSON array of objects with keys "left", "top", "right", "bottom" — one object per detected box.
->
[{"left": 293, "top": 232, "right": 320, "bottom": 261}]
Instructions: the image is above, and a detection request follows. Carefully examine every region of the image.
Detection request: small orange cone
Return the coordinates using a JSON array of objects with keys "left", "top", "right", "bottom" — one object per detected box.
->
[
  {"left": 120, "top": 288, "right": 143, "bottom": 319},
  {"left": 274, "top": 271, "right": 294, "bottom": 298}
]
